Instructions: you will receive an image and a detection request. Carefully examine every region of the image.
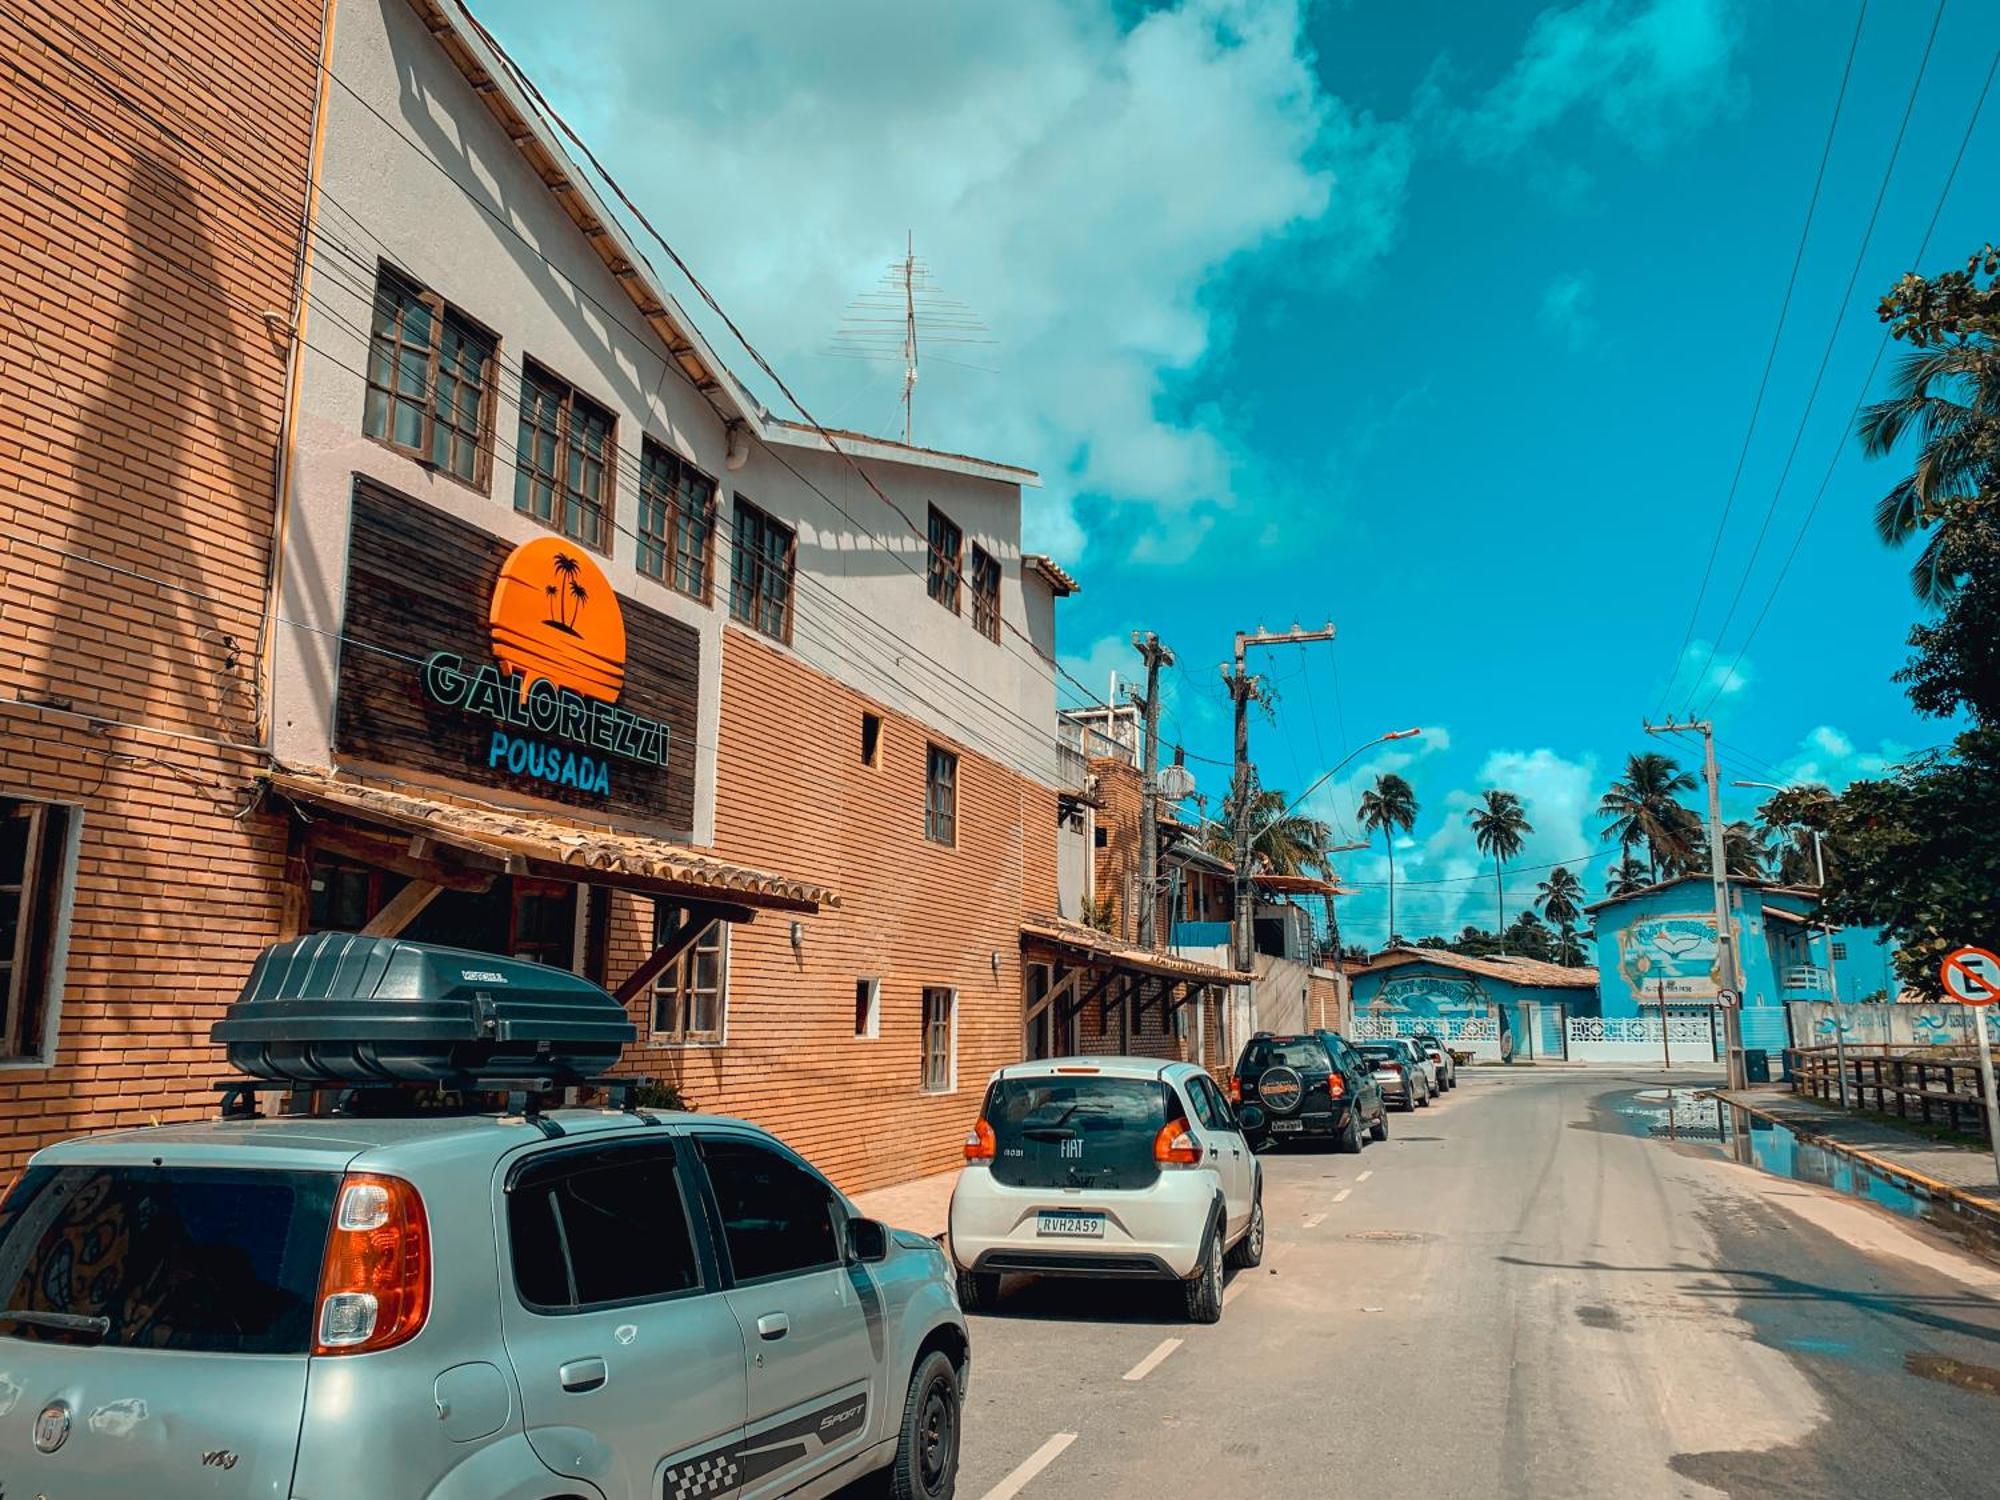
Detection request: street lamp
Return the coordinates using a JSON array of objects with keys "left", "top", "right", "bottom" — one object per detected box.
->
[
  {"left": 1734, "top": 779, "right": 1845, "bottom": 1105},
  {"left": 1280, "top": 728, "right": 1424, "bottom": 821}
]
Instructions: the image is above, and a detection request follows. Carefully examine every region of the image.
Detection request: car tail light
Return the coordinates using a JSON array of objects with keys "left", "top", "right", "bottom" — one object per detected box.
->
[
  {"left": 1153, "top": 1119, "right": 1203, "bottom": 1167},
  {"left": 314, "top": 1173, "right": 430, "bottom": 1355},
  {"left": 1326, "top": 1073, "right": 1346, "bottom": 1099},
  {"left": 964, "top": 1118, "right": 996, "bottom": 1162},
  {"left": 1226, "top": 1076, "right": 1241, "bottom": 1103}
]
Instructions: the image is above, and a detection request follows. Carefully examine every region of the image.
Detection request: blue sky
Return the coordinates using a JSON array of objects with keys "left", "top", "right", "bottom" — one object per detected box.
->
[{"left": 478, "top": 0, "right": 1998, "bottom": 946}]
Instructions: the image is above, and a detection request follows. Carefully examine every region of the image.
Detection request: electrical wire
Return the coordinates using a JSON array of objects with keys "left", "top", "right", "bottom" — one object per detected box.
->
[
  {"left": 1685, "top": 0, "right": 1947, "bottom": 716},
  {"left": 1654, "top": 0, "right": 1870, "bottom": 719},
  {"left": 1695, "top": 40, "right": 1999, "bottom": 716}
]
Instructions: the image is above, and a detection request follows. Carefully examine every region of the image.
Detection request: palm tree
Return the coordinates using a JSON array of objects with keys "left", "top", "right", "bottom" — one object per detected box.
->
[
  {"left": 550, "top": 551, "right": 585, "bottom": 630},
  {"left": 1686, "top": 819, "right": 1768, "bottom": 881},
  {"left": 1202, "top": 789, "right": 1333, "bottom": 878},
  {"left": 1597, "top": 752, "right": 1699, "bottom": 880},
  {"left": 1858, "top": 269, "right": 2000, "bottom": 603},
  {"left": 1605, "top": 856, "right": 1650, "bottom": 897},
  {"left": 1536, "top": 865, "right": 1586, "bottom": 965},
  {"left": 1468, "top": 789, "right": 1533, "bottom": 953},
  {"left": 1356, "top": 772, "right": 1418, "bottom": 950}
]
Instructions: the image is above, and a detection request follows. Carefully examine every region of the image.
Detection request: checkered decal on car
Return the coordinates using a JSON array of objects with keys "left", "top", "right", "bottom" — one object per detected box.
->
[{"left": 663, "top": 1450, "right": 741, "bottom": 1500}]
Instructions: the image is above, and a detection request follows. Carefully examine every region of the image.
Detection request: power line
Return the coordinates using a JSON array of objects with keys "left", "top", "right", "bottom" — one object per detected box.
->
[
  {"left": 1654, "top": 0, "right": 1871, "bottom": 719},
  {"left": 1696, "top": 37, "right": 1998, "bottom": 716},
  {"left": 1685, "top": 0, "right": 1947, "bottom": 715}
]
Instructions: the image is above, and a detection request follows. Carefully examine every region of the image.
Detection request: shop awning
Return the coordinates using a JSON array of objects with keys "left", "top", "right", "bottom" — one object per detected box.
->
[
  {"left": 1021, "top": 917, "right": 1240, "bottom": 986},
  {"left": 264, "top": 768, "right": 835, "bottom": 915},
  {"left": 1021, "top": 916, "right": 1241, "bottom": 1036}
]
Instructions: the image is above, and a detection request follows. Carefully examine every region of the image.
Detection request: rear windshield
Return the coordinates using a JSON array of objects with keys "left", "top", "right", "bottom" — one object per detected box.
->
[
  {"left": 1239, "top": 1037, "right": 1327, "bottom": 1074},
  {"left": 0, "top": 1165, "right": 337, "bottom": 1354},
  {"left": 1358, "top": 1046, "right": 1402, "bottom": 1064},
  {"left": 985, "top": 1076, "right": 1170, "bottom": 1192}
]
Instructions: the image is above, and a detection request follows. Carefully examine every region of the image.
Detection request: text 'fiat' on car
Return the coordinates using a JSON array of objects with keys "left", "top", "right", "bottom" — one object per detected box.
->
[
  {"left": 948, "top": 1058, "right": 1263, "bottom": 1323},
  {"left": 0, "top": 934, "right": 971, "bottom": 1500}
]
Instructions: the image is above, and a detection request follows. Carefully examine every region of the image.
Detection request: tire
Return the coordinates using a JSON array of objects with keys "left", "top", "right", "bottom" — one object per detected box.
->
[
  {"left": 1335, "top": 1108, "right": 1363, "bottom": 1154},
  {"left": 1227, "top": 1193, "right": 1265, "bottom": 1269},
  {"left": 887, "top": 1349, "right": 961, "bottom": 1500},
  {"left": 1369, "top": 1106, "right": 1389, "bottom": 1143},
  {"left": 1417, "top": 1082, "right": 1431, "bottom": 1109},
  {"left": 955, "top": 1268, "right": 999, "bottom": 1313},
  {"left": 1185, "top": 1219, "right": 1225, "bottom": 1323}
]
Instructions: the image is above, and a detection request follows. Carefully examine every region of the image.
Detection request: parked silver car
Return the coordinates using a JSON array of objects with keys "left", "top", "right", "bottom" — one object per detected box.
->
[{"left": 0, "top": 1105, "right": 969, "bottom": 1500}]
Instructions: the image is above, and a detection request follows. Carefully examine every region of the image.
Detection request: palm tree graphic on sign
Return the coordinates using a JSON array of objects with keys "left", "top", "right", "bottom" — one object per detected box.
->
[{"left": 543, "top": 551, "right": 588, "bottom": 635}]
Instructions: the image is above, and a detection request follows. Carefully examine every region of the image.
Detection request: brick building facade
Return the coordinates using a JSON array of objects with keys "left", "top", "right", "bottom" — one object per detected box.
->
[{"left": 0, "top": 0, "right": 329, "bottom": 1170}]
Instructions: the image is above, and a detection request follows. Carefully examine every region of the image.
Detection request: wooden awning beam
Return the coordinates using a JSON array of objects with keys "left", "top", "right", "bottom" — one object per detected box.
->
[
  {"left": 303, "top": 821, "right": 500, "bottom": 893},
  {"left": 1025, "top": 966, "right": 1080, "bottom": 1027},
  {"left": 612, "top": 898, "right": 760, "bottom": 1004},
  {"left": 1063, "top": 968, "right": 1120, "bottom": 1022}
]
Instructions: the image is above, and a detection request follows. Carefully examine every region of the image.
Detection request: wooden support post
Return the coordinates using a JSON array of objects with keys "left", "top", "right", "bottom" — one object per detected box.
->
[{"left": 361, "top": 879, "right": 442, "bottom": 937}]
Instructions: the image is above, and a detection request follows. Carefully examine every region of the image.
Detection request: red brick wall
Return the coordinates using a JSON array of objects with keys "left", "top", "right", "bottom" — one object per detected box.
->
[
  {"left": 609, "top": 625, "right": 1060, "bottom": 1195},
  {"left": 1089, "top": 756, "right": 1141, "bottom": 940},
  {"left": 0, "top": 1, "right": 323, "bottom": 1168}
]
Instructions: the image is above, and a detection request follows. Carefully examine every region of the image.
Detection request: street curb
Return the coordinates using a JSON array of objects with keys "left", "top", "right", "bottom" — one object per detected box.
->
[{"left": 1717, "top": 1091, "right": 2000, "bottom": 1229}]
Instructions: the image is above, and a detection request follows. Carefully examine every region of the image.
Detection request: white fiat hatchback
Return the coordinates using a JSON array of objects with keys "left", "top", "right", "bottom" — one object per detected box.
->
[{"left": 947, "top": 1058, "right": 1263, "bottom": 1323}]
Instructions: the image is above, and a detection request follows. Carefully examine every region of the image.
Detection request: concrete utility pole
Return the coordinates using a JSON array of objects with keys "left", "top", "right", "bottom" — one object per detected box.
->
[
  {"left": 1647, "top": 717, "right": 1746, "bottom": 1092},
  {"left": 1226, "top": 624, "right": 1336, "bottom": 972},
  {"left": 1131, "top": 631, "right": 1175, "bottom": 951}
]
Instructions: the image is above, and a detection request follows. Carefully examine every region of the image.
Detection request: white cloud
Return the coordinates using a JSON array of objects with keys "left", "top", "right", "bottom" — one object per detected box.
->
[
  {"left": 480, "top": 0, "right": 1412, "bottom": 562},
  {"left": 1770, "top": 724, "right": 1912, "bottom": 792},
  {"left": 1668, "top": 637, "right": 1753, "bottom": 705},
  {"left": 1452, "top": 0, "right": 1746, "bottom": 159},
  {"left": 1538, "top": 271, "right": 1597, "bottom": 349}
]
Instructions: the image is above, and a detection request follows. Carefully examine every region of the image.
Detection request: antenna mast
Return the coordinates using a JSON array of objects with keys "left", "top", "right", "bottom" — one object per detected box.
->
[{"left": 825, "top": 234, "right": 993, "bottom": 445}]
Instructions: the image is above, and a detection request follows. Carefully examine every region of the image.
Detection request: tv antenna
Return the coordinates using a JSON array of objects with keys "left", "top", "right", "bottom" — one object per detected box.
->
[{"left": 824, "top": 233, "right": 994, "bottom": 445}]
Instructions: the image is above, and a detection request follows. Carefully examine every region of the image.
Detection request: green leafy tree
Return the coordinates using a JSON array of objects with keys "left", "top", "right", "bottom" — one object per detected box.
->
[
  {"left": 1202, "top": 789, "right": 1333, "bottom": 878},
  {"left": 1755, "top": 786, "right": 1835, "bottom": 886},
  {"left": 1357, "top": 772, "right": 1419, "bottom": 951},
  {"left": 1535, "top": 865, "right": 1586, "bottom": 964},
  {"left": 1597, "top": 753, "right": 1700, "bottom": 880},
  {"left": 1468, "top": 789, "right": 1533, "bottom": 952},
  {"left": 1860, "top": 244, "right": 1999, "bottom": 604}
]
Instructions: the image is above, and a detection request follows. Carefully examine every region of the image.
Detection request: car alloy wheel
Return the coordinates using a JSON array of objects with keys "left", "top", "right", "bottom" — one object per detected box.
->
[
  {"left": 1229, "top": 1195, "right": 1265, "bottom": 1269},
  {"left": 1186, "top": 1223, "right": 1225, "bottom": 1323}
]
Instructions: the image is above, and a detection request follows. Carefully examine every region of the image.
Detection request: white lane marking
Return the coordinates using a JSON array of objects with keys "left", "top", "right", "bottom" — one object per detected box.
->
[
  {"left": 978, "top": 1432, "right": 1078, "bottom": 1500},
  {"left": 1333, "top": 1187, "right": 1352, "bottom": 1203},
  {"left": 1303, "top": 1211, "right": 1327, "bottom": 1229},
  {"left": 1357, "top": 1170, "right": 1373, "bottom": 1183},
  {"left": 1122, "top": 1337, "right": 1183, "bottom": 1382}
]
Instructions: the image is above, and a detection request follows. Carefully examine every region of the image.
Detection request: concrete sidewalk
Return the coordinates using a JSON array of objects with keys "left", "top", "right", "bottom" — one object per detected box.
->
[
  {"left": 851, "top": 1167, "right": 958, "bottom": 1239},
  {"left": 1718, "top": 1084, "right": 2000, "bottom": 1212}
]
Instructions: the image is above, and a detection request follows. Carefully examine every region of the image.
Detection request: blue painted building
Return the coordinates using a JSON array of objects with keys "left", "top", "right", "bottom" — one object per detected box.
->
[
  {"left": 1348, "top": 948, "right": 1601, "bottom": 1061},
  {"left": 1585, "top": 875, "right": 1902, "bottom": 1057}
]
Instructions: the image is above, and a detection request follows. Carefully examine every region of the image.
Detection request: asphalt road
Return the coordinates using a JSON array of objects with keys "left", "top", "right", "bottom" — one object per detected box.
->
[{"left": 927, "top": 1066, "right": 2000, "bottom": 1500}]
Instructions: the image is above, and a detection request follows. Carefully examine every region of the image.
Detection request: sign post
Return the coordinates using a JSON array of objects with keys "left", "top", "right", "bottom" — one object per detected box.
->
[{"left": 1940, "top": 946, "right": 2000, "bottom": 1186}]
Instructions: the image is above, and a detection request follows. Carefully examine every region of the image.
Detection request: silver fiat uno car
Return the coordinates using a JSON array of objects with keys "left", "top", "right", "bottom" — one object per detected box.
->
[{"left": 0, "top": 937, "right": 969, "bottom": 1500}]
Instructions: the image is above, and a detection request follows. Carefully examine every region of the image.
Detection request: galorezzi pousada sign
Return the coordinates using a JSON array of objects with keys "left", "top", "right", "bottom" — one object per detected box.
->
[
  {"left": 421, "top": 536, "right": 671, "bottom": 796},
  {"left": 335, "top": 483, "right": 699, "bottom": 829}
]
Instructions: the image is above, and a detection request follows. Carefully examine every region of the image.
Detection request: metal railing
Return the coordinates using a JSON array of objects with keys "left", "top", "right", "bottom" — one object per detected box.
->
[{"left": 1790, "top": 1044, "right": 1999, "bottom": 1141}]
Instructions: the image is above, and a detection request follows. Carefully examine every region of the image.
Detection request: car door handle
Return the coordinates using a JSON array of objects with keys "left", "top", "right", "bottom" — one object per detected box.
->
[
  {"left": 756, "top": 1312, "right": 790, "bottom": 1342},
  {"left": 559, "top": 1357, "right": 607, "bottom": 1394}
]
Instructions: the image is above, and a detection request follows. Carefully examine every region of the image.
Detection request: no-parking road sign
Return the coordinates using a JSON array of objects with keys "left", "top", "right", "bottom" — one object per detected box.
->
[{"left": 1941, "top": 946, "right": 2000, "bottom": 1006}]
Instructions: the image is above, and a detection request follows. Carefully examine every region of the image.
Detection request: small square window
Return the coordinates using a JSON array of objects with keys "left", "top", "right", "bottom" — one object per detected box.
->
[
  {"left": 861, "top": 712, "right": 882, "bottom": 768},
  {"left": 925, "top": 744, "right": 958, "bottom": 846},
  {"left": 854, "top": 978, "right": 880, "bottom": 1039},
  {"left": 1830, "top": 941, "right": 1848, "bottom": 961},
  {"left": 1094, "top": 827, "right": 1108, "bottom": 848},
  {"left": 651, "top": 899, "right": 727, "bottom": 1045},
  {"left": 0, "top": 797, "right": 78, "bottom": 1063},
  {"left": 970, "top": 544, "right": 1001, "bottom": 642}
]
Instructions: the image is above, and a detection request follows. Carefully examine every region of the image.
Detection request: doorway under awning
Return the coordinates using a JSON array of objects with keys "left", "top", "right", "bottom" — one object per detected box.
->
[
  {"left": 1020, "top": 916, "right": 1241, "bottom": 1060},
  {"left": 261, "top": 768, "right": 836, "bottom": 1003}
]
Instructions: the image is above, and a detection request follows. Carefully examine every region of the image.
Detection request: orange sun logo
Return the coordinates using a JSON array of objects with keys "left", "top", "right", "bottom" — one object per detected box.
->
[{"left": 489, "top": 537, "right": 627, "bottom": 702}]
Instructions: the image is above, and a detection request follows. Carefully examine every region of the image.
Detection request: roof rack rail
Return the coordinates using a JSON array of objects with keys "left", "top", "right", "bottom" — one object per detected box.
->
[{"left": 215, "top": 1074, "right": 662, "bottom": 1139}]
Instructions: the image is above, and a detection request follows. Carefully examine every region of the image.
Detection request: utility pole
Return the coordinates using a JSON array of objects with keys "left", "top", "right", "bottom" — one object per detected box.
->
[
  {"left": 1647, "top": 716, "right": 1746, "bottom": 1093},
  {"left": 1226, "top": 624, "right": 1337, "bottom": 972},
  {"left": 1132, "top": 632, "right": 1174, "bottom": 951}
]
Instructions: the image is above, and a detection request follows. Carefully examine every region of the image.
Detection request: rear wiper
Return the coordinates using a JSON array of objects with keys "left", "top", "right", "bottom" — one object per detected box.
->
[{"left": 0, "top": 1309, "right": 111, "bottom": 1342}]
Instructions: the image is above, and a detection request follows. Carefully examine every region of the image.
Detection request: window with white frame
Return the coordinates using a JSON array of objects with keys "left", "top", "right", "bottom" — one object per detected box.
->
[
  {"left": 921, "top": 986, "right": 955, "bottom": 1092},
  {"left": 854, "top": 977, "right": 880, "bottom": 1039},
  {"left": 651, "top": 899, "right": 726, "bottom": 1044},
  {"left": 0, "top": 797, "right": 78, "bottom": 1063}
]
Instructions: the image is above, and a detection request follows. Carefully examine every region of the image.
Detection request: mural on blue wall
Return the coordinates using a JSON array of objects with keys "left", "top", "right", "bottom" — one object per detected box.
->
[
  {"left": 1366, "top": 974, "right": 1486, "bottom": 1020},
  {"left": 1617, "top": 915, "right": 1721, "bottom": 1000}
]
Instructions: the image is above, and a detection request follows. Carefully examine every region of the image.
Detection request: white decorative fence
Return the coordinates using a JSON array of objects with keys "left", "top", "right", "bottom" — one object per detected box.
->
[
  {"left": 1565, "top": 1014, "right": 1719, "bottom": 1066},
  {"left": 1352, "top": 1013, "right": 1503, "bottom": 1062}
]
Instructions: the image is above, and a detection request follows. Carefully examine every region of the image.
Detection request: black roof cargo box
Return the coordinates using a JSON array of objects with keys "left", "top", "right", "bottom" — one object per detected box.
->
[{"left": 213, "top": 933, "right": 637, "bottom": 1085}]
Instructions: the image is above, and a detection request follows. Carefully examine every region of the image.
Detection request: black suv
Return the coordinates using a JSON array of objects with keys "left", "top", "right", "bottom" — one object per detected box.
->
[{"left": 1230, "top": 1030, "right": 1388, "bottom": 1153}]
